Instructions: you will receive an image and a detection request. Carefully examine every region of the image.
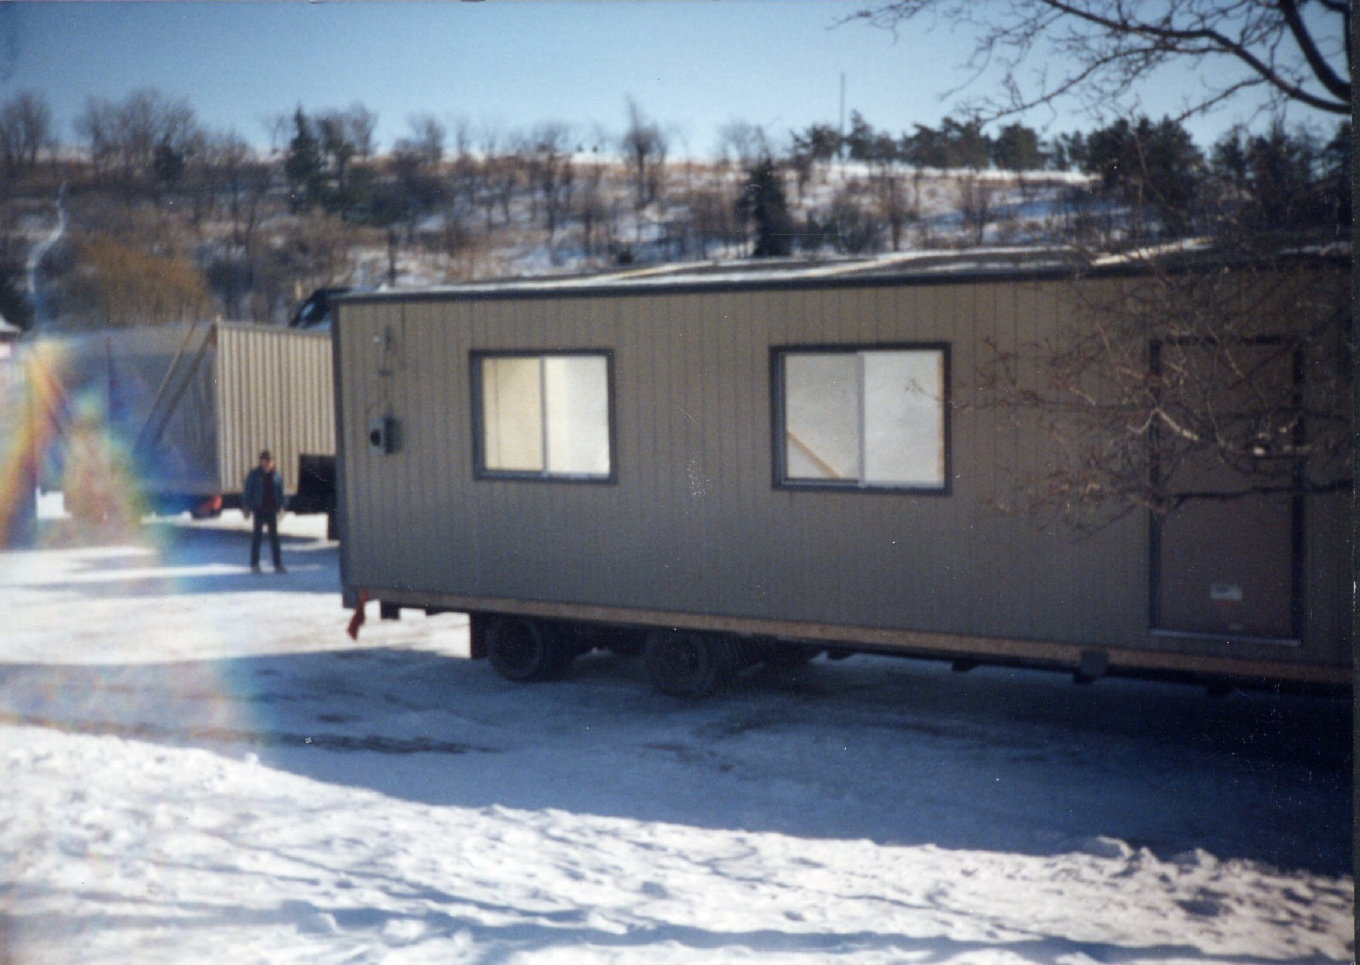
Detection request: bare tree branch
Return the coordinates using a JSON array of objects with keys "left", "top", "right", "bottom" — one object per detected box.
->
[
  {"left": 849, "top": 0, "right": 1351, "bottom": 121},
  {"left": 1277, "top": 0, "right": 1351, "bottom": 99},
  {"left": 975, "top": 250, "right": 1352, "bottom": 528}
]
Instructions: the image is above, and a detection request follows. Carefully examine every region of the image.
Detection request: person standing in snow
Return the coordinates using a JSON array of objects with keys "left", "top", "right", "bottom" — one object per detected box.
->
[{"left": 243, "top": 449, "right": 286, "bottom": 574}]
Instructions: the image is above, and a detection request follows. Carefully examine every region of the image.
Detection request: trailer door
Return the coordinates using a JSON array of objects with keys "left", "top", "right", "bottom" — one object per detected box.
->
[
  {"left": 1153, "top": 494, "right": 1298, "bottom": 641},
  {"left": 1149, "top": 337, "right": 1301, "bottom": 643}
]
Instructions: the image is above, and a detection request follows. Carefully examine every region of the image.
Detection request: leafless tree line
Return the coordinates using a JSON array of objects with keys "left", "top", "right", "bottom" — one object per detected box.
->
[{"left": 0, "top": 61, "right": 1346, "bottom": 332}]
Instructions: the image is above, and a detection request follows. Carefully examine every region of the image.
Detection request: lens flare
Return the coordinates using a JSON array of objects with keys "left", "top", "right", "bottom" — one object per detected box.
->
[
  {"left": 1, "top": 342, "right": 51, "bottom": 546},
  {"left": 2, "top": 339, "right": 152, "bottom": 547}
]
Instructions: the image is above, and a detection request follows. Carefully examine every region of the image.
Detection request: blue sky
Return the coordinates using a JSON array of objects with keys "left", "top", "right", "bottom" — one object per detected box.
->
[{"left": 0, "top": 1, "right": 1342, "bottom": 158}]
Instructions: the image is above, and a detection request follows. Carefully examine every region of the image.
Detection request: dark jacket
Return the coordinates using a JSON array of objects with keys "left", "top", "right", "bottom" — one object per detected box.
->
[{"left": 243, "top": 467, "right": 286, "bottom": 514}]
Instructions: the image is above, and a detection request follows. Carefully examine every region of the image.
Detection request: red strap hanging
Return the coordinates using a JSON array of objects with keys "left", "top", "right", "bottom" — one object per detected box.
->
[{"left": 346, "top": 588, "right": 369, "bottom": 640}]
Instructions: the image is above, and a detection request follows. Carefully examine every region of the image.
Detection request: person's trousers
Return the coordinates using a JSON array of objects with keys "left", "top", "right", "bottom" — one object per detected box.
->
[{"left": 251, "top": 511, "right": 282, "bottom": 569}]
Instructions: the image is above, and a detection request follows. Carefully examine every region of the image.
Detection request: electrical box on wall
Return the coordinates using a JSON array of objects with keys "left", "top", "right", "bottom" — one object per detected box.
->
[{"left": 368, "top": 416, "right": 397, "bottom": 454}]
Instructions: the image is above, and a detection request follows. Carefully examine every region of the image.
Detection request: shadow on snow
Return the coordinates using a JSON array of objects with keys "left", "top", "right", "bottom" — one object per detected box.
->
[
  {"left": 0, "top": 641, "right": 1349, "bottom": 876},
  {"left": 1, "top": 515, "right": 1351, "bottom": 877}
]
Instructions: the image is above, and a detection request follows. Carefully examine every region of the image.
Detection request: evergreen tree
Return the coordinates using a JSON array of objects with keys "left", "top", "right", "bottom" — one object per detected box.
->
[
  {"left": 1241, "top": 124, "right": 1323, "bottom": 232},
  {"left": 1322, "top": 122, "right": 1351, "bottom": 229},
  {"left": 940, "top": 117, "right": 990, "bottom": 169},
  {"left": 1047, "top": 131, "right": 1086, "bottom": 172},
  {"left": 991, "top": 123, "right": 1043, "bottom": 171},
  {"left": 901, "top": 124, "right": 948, "bottom": 169},
  {"left": 1083, "top": 116, "right": 1203, "bottom": 237},
  {"left": 283, "top": 108, "right": 325, "bottom": 212},
  {"left": 792, "top": 123, "right": 842, "bottom": 164},
  {"left": 315, "top": 109, "right": 359, "bottom": 214},
  {"left": 1209, "top": 121, "right": 1348, "bottom": 237},
  {"left": 738, "top": 159, "right": 793, "bottom": 257},
  {"left": 844, "top": 112, "right": 878, "bottom": 162}
]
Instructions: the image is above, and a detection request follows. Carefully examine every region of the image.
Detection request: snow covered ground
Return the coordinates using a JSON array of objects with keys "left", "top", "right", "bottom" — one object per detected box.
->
[{"left": 1, "top": 507, "right": 1352, "bottom": 963}]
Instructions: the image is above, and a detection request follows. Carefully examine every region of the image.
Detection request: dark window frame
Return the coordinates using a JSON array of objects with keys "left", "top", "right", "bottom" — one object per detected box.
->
[
  {"left": 771, "top": 342, "right": 952, "bottom": 495},
  {"left": 470, "top": 348, "right": 618, "bottom": 484}
]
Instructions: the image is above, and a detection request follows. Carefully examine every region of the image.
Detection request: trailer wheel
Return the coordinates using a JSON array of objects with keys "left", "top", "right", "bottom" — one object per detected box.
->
[
  {"left": 763, "top": 642, "right": 821, "bottom": 668},
  {"left": 643, "top": 629, "right": 737, "bottom": 698},
  {"left": 486, "top": 616, "right": 574, "bottom": 682}
]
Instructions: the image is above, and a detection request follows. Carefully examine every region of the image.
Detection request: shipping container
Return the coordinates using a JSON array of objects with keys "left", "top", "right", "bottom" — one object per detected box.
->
[{"left": 27, "top": 321, "right": 336, "bottom": 521}]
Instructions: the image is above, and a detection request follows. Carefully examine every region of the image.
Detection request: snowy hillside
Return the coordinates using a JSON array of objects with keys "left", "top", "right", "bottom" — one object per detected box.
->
[
  {"left": 1, "top": 508, "right": 1352, "bottom": 963},
  {"left": 6, "top": 150, "right": 1103, "bottom": 330},
  {"left": 372, "top": 162, "right": 1099, "bottom": 292}
]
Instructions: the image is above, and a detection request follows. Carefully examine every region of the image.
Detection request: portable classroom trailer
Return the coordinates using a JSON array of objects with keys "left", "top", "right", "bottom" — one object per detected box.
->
[
  {"left": 29, "top": 321, "right": 337, "bottom": 520},
  {"left": 332, "top": 256, "right": 1351, "bottom": 695}
]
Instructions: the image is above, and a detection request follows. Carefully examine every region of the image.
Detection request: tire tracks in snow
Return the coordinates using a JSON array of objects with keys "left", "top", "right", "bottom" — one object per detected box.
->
[{"left": 0, "top": 710, "right": 502, "bottom": 756}]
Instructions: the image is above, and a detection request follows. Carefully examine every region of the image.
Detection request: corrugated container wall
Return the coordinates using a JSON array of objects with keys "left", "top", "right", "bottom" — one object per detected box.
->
[
  {"left": 32, "top": 322, "right": 333, "bottom": 500},
  {"left": 216, "top": 325, "right": 334, "bottom": 496}
]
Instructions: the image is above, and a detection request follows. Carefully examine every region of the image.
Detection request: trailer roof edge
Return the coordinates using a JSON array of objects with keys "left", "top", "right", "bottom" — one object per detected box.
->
[{"left": 334, "top": 247, "right": 1350, "bottom": 307}]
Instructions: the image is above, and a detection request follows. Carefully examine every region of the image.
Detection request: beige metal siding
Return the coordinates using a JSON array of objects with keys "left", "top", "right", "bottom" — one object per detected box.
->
[
  {"left": 216, "top": 325, "right": 334, "bottom": 496},
  {"left": 335, "top": 269, "right": 1349, "bottom": 673}
]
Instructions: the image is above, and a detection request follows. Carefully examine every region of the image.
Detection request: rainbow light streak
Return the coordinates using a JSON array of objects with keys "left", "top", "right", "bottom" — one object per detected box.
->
[
  {"left": 0, "top": 341, "right": 55, "bottom": 545},
  {"left": 1, "top": 339, "right": 152, "bottom": 547},
  {"left": 5, "top": 339, "right": 258, "bottom": 777}
]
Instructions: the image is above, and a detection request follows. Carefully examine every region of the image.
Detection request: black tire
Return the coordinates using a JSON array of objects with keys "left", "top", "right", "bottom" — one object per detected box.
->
[
  {"left": 643, "top": 629, "right": 737, "bottom": 698},
  {"left": 486, "top": 616, "right": 574, "bottom": 682},
  {"left": 763, "top": 642, "right": 821, "bottom": 668}
]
